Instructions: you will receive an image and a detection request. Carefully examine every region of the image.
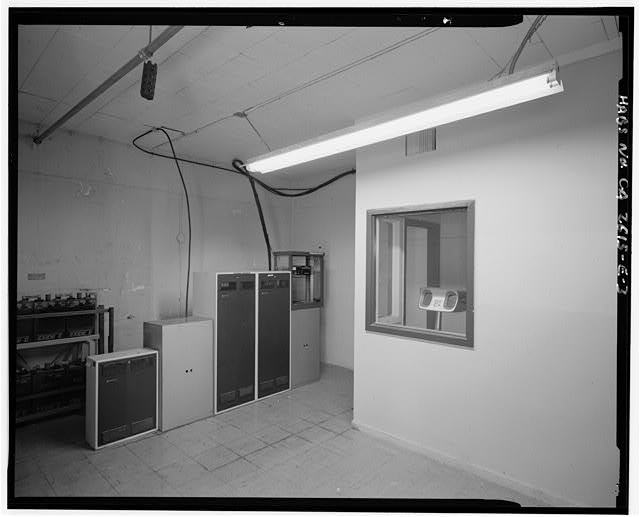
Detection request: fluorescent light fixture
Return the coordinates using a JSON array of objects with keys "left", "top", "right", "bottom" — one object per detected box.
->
[{"left": 245, "top": 68, "right": 564, "bottom": 174}]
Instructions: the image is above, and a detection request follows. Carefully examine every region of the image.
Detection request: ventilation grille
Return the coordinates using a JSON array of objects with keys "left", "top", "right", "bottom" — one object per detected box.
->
[
  {"left": 405, "top": 128, "right": 436, "bottom": 156},
  {"left": 219, "top": 390, "right": 236, "bottom": 404},
  {"left": 131, "top": 417, "right": 154, "bottom": 435},
  {"left": 101, "top": 425, "right": 129, "bottom": 445},
  {"left": 238, "top": 385, "right": 254, "bottom": 398},
  {"left": 259, "top": 380, "right": 274, "bottom": 392}
]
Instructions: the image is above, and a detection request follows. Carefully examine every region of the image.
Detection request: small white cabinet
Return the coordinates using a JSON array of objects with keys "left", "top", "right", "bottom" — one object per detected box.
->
[
  {"left": 143, "top": 317, "right": 213, "bottom": 431},
  {"left": 291, "top": 308, "right": 320, "bottom": 388}
]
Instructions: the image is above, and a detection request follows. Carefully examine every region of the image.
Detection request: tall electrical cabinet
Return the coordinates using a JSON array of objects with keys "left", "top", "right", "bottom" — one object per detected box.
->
[
  {"left": 86, "top": 348, "right": 158, "bottom": 450},
  {"left": 143, "top": 317, "right": 213, "bottom": 431},
  {"left": 216, "top": 273, "right": 257, "bottom": 412},
  {"left": 213, "top": 271, "right": 291, "bottom": 413},
  {"left": 257, "top": 272, "right": 291, "bottom": 398}
]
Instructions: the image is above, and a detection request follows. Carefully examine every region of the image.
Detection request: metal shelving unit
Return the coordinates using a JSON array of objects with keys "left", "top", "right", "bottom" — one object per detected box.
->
[
  {"left": 16, "top": 403, "right": 84, "bottom": 425},
  {"left": 17, "top": 385, "right": 85, "bottom": 403},
  {"left": 17, "top": 306, "right": 114, "bottom": 355},
  {"left": 15, "top": 305, "right": 114, "bottom": 425},
  {"left": 17, "top": 334, "right": 100, "bottom": 351}
]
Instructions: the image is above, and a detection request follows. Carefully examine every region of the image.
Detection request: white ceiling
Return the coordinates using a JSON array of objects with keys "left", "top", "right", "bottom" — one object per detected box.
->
[{"left": 17, "top": 16, "right": 620, "bottom": 180}]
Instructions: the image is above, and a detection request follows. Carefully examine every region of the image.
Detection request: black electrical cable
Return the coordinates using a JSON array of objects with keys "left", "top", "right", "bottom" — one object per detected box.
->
[
  {"left": 508, "top": 15, "right": 547, "bottom": 75},
  {"left": 489, "top": 15, "right": 548, "bottom": 81},
  {"left": 134, "top": 129, "right": 243, "bottom": 176},
  {"left": 132, "top": 130, "right": 355, "bottom": 198},
  {"left": 157, "top": 128, "right": 193, "bottom": 318},
  {"left": 232, "top": 159, "right": 355, "bottom": 198},
  {"left": 247, "top": 175, "right": 272, "bottom": 270},
  {"left": 133, "top": 129, "right": 355, "bottom": 270}
]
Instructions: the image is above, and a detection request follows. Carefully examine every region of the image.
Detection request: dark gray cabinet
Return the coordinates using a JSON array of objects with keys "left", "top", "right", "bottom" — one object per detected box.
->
[
  {"left": 257, "top": 272, "right": 291, "bottom": 398},
  {"left": 216, "top": 273, "right": 256, "bottom": 412},
  {"left": 213, "top": 271, "right": 291, "bottom": 413},
  {"left": 86, "top": 349, "right": 158, "bottom": 449}
]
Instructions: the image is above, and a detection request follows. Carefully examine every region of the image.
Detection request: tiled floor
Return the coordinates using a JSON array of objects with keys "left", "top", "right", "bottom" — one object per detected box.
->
[{"left": 13, "top": 364, "right": 545, "bottom": 505}]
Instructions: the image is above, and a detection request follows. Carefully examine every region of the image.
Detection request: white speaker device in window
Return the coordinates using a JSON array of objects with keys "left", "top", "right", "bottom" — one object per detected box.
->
[{"left": 418, "top": 287, "right": 466, "bottom": 313}]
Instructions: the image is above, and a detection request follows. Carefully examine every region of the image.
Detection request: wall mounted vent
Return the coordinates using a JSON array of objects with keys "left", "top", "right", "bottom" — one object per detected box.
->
[{"left": 405, "top": 128, "right": 436, "bottom": 156}]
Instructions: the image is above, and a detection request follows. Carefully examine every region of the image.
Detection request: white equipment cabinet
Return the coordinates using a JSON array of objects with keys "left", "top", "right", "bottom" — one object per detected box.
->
[
  {"left": 143, "top": 317, "right": 213, "bottom": 431},
  {"left": 290, "top": 308, "right": 320, "bottom": 388}
]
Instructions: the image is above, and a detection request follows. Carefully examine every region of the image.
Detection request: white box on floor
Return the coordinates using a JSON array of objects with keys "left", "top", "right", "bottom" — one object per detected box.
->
[{"left": 143, "top": 317, "right": 213, "bottom": 431}]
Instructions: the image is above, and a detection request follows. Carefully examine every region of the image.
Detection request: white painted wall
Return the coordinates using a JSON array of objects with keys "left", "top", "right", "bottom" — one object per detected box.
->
[
  {"left": 17, "top": 122, "right": 291, "bottom": 351},
  {"left": 353, "top": 52, "right": 621, "bottom": 507},
  {"left": 290, "top": 174, "right": 355, "bottom": 370}
]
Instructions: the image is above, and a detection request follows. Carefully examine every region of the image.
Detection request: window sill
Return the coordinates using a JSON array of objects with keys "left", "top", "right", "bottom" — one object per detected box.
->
[{"left": 365, "top": 322, "right": 473, "bottom": 348}]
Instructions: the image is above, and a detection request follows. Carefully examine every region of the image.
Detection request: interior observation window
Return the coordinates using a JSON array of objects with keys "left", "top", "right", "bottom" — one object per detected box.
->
[{"left": 365, "top": 201, "right": 474, "bottom": 347}]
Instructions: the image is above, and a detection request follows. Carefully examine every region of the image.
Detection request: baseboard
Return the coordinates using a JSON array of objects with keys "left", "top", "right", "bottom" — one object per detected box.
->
[
  {"left": 351, "top": 419, "right": 583, "bottom": 507},
  {"left": 320, "top": 361, "right": 353, "bottom": 372}
]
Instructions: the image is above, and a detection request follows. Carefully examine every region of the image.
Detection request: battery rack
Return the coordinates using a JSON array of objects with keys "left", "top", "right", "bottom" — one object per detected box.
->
[{"left": 15, "top": 293, "right": 115, "bottom": 425}]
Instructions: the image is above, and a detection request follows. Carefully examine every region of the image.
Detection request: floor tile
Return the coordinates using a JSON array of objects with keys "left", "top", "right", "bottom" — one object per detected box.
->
[
  {"left": 244, "top": 445, "right": 285, "bottom": 469},
  {"left": 194, "top": 444, "right": 239, "bottom": 471},
  {"left": 224, "top": 434, "right": 268, "bottom": 456},
  {"left": 208, "top": 423, "right": 248, "bottom": 445},
  {"left": 225, "top": 468, "right": 290, "bottom": 497},
  {"left": 253, "top": 424, "right": 291, "bottom": 445},
  {"left": 300, "top": 408, "right": 333, "bottom": 424},
  {"left": 319, "top": 416, "right": 352, "bottom": 434},
  {"left": 276, "top": 418, "right": 314, "bottom": 434},
  {"left": 273, "top": 435, "right": 314, "bottom": 458},
  {"left": 174, "top": 470, "right": 229, "bottom": 497},
  {"left": 86, "top": 444, "right": 155, "bottom": 490},
  {"left": 126, "top": 435, "right": 189, "bottom": 471},
  {"left": 161, "top": 423, "right": 204, "bottom": 445},
  {"left": 14, "top": 459, "right": 41, "bottom": 482},
  {"left": 113, "top": 470, "right": 179, "bottom": 497},
  {"left": 86, "top": 443, "right": 141, "bottom": 470},
  {"left": 157, "top": 457, "right": 209, "bottom": 489},
  {"left": 173, "top": 434, "right": 219, "bottom": 458},
  {"left": 296, "top": 425, "right": 336, "bottom": 444},
  {"left": 40, "top": 457, "right": 116, "bottom": 497},
  {"left": 96, "top": 459, "right": 155, "bottom": 490},
  {"left": 211, "top": 458, "right": 260, "bottom": 485},
  {"left": 201, "top": 417, "right": 233, "bottom": 432},
  {"left": 14, "top": 471, "right": 56, "bottom": 497}
]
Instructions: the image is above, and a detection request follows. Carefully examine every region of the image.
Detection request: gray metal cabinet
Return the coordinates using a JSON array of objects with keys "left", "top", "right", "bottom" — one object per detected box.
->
[
  {"left": 291, "top": 308, "right": 320, "bottom": 388},
  {"left": 143, "top": 317, "right": 213, "bottom": 431}
]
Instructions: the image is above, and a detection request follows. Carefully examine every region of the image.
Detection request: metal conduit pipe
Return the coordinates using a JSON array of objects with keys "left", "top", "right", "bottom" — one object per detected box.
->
[{"left": 33, "top": 26, "right": 184, "bottom": 145}]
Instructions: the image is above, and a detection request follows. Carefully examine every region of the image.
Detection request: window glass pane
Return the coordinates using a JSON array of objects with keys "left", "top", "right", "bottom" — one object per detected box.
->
[
  {"left": 370, "top": 205, "right": 470, "bottom": 344},
  {"left": 375, "top": 217, "right": 403, "bottom": 325},
  {"left": 438, "top": 209, "right": 467, "bottom": 335},
  {"left": 405, "top": 223, "right": 431, "bottom": 329}
]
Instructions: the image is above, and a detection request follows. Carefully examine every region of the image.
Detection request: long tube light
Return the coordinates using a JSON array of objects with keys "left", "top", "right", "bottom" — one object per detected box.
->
[{"left": 245, "top": 68, "right": 563, "bottom": 174}]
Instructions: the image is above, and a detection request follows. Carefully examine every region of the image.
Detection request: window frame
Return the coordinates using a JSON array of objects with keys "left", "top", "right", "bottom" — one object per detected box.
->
[{"left": 365, "top": 200, "right": 475, "bottom": 348}]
